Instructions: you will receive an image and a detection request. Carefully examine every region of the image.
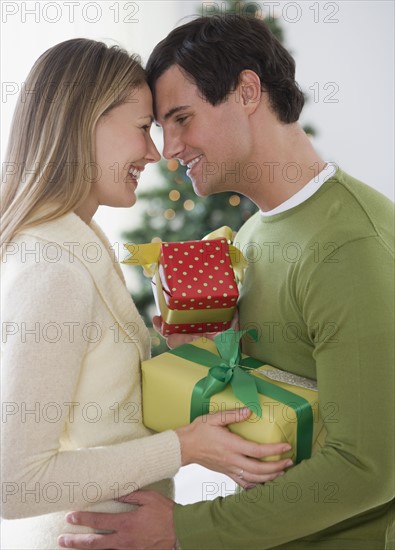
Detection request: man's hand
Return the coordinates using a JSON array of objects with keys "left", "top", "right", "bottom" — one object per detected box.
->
[
  {"left": 152, "top": 314, "right": 218, "bottom": 348},
  {"left": 153, "top": 309, "right": 240, "bottom": 349},
  {"left": 58, "top": 491, "right": 176, "bottom": 550}
]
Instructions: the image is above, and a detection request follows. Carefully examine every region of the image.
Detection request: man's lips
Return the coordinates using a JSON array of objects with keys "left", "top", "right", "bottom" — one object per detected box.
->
[
  {"left": 180, "top": 155, "right": 204, "bottom": 170},
  {"left": 181, "top": 155, "right": 204, "bottom": 176},
  {"left": 186, "top": 155, "right": 203, "bottom": 169}
]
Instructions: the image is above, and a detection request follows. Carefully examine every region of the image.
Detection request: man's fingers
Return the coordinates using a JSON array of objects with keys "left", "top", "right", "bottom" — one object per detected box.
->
[
  {"left": 152, "top": 315, "right": 162, "bottom": 333},
  {"left": 58, "top": 532, "right": 115, "bottom": 549},
  {"left": 64, "top": 511, "right": 118, "bottom": 531},
  {"left": 118, "top": 490, "right": 155, "bottom": 505},
  {"left": 166, "top": 332, "right": 202, "bottom": 349},
  {"left": 152, "top": 315, "right": 220, "bottom": 348},
  {"left": 230, "top": 309, "right": 240, "bottom": 330},
  {"left": 58, "top": 493, "right": 175, "bottom": 549}
]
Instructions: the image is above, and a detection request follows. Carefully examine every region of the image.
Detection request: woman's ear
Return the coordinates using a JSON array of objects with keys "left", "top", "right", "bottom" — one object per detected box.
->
[{"left": 239, "top": 70, "right": 262, "bottom": 113}]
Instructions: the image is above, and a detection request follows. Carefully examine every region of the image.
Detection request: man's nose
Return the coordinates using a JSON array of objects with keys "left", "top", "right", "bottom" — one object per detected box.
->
[{"left": 162, "top": 128, "right": 184, "bottom": 160}]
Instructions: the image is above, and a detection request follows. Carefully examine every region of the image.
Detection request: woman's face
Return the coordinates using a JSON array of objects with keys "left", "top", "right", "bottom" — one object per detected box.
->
[{"left": 78, "top": 83, "right": 160, "bottom": 222}]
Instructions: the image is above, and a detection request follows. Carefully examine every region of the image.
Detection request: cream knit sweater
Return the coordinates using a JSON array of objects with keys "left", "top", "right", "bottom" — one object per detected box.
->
[{"left": 1, "top": 212, "right": 181, "bottom": 549}]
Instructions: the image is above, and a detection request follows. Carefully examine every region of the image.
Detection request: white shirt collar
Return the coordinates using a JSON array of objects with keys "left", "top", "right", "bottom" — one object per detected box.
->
[{"left": 260, "top": 162, "right": 338, "bottom": 217}]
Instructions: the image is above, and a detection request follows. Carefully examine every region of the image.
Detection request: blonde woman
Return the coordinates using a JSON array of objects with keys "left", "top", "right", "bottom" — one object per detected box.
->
[{"left": 0, "top": 38, "right": 292, "bottom": 549}]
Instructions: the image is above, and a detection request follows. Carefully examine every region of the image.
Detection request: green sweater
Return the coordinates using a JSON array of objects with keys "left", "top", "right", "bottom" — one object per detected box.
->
[{"left": 174, "top": 169, "right": 395, "bottom": 549}]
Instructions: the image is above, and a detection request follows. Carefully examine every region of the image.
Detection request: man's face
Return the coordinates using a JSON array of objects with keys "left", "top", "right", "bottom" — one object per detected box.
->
[{"left": 154, "top": 65, "right": 252, "bottom": 197}]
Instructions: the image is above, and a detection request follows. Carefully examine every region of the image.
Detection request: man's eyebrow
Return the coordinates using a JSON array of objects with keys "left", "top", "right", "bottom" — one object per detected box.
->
[{"left": 162, "top": 105, "right": 190, "bottom": 121}]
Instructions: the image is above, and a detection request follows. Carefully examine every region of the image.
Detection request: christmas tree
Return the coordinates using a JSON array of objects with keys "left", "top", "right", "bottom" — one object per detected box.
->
[{"left": 123, "top": 1, "right": 316, "bottom": 354}]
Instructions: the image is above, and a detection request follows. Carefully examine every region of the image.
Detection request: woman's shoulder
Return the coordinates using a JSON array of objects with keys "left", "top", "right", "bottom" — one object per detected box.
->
[
  {"left": 2, "top": 229, "right": 96, "bottom": 313},
  {"left": 3, "top": 212, "right": 106, "bottom": 278}
]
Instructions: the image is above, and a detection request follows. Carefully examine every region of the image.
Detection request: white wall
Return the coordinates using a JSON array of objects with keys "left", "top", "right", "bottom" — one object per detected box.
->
[{"left": 1, "top": 0, "right": 394, "bottom": 504}]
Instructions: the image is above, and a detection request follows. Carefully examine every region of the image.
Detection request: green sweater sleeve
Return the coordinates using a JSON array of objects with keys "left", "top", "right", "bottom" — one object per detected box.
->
[{"left": 173, "top": 236, "right": 394, "bottom": 549}]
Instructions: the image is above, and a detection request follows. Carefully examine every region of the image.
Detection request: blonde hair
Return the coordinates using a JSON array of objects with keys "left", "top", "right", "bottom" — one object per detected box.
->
[{"left": 1, "top": 38, "right": 145, "bottom": 250}]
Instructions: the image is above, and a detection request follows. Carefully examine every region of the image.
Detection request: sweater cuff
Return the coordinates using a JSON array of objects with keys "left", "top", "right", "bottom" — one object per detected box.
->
[{"left": 139, "top": 430, "right": 181, "bottom": 485}]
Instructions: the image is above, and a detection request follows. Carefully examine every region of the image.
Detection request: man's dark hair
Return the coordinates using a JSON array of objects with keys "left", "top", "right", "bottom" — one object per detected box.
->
[{"left": 146, "top": 15, "right": 305, "bottom": 123}]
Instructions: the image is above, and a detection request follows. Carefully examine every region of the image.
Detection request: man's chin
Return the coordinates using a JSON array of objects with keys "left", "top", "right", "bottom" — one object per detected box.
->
[{"left": 190, "top": 177, "right": 210, "bottom": 198}]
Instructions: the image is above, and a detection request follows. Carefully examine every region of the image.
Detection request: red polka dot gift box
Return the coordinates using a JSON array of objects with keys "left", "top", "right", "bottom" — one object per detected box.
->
[{"left": 123, "top": 232, "right": 246, "bottom": 335}]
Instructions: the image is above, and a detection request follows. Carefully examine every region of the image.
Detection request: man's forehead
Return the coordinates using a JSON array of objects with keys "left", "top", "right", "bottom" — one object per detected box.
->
[{"left": 153, "top": 65, "right": 197, "bottom": 121}]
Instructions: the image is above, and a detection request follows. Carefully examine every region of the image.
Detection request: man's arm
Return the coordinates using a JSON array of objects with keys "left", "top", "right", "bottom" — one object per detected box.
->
[{"left": 170, "top": 236, "right": 394, "bottom": 549}]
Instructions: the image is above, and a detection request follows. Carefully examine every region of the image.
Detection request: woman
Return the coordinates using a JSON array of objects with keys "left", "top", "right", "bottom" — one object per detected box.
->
[{"left": 0, "top": 38, "right": 292, "bottom": 549}]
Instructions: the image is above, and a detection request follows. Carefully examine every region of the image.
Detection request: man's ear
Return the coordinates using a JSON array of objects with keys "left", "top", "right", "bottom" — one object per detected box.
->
[{"left": 238, "top": 70, "right": 262, "bottom": 113}]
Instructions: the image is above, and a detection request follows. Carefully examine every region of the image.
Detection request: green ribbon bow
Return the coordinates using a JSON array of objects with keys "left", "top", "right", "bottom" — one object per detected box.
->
[{"left": 171, "top": 329, "right": 262, "bottom": 420}]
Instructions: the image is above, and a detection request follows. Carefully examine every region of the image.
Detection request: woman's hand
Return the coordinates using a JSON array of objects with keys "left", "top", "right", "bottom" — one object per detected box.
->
[{"left": 176, "top": 407, "right": 293, "bottom": 488}]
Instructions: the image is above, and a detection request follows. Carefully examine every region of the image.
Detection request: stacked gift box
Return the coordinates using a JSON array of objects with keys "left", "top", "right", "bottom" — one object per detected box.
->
[
  {"left": 141, "top": 332, "right": 326, "bottom": 464},
  {"left": 124, "top": 233, "right": 244, "bottom": 335},
  {"left": 124, "top": 235, "right": 325, "bottom": 462}
]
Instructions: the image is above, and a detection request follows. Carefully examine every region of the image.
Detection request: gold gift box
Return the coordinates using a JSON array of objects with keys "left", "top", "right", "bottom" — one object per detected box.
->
[{"left": 142, "top": 337, "right": 326, "bottom": 463}]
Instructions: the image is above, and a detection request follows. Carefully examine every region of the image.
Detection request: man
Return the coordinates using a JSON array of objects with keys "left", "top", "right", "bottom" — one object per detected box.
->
[{"left": 58, "top": 15, "right": 394, "bottom": 550}]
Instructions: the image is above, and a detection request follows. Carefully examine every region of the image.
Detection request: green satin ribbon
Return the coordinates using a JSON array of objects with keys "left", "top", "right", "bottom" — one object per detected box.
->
[
  {"left": 170, "top": 330, "right": 262, "bottom": 421},
  {"left": 168, "top": 329, "right": 313, "bottom": 464},
  {"left": 241, "top": 357, "right": 313, "bottom": 464}
]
